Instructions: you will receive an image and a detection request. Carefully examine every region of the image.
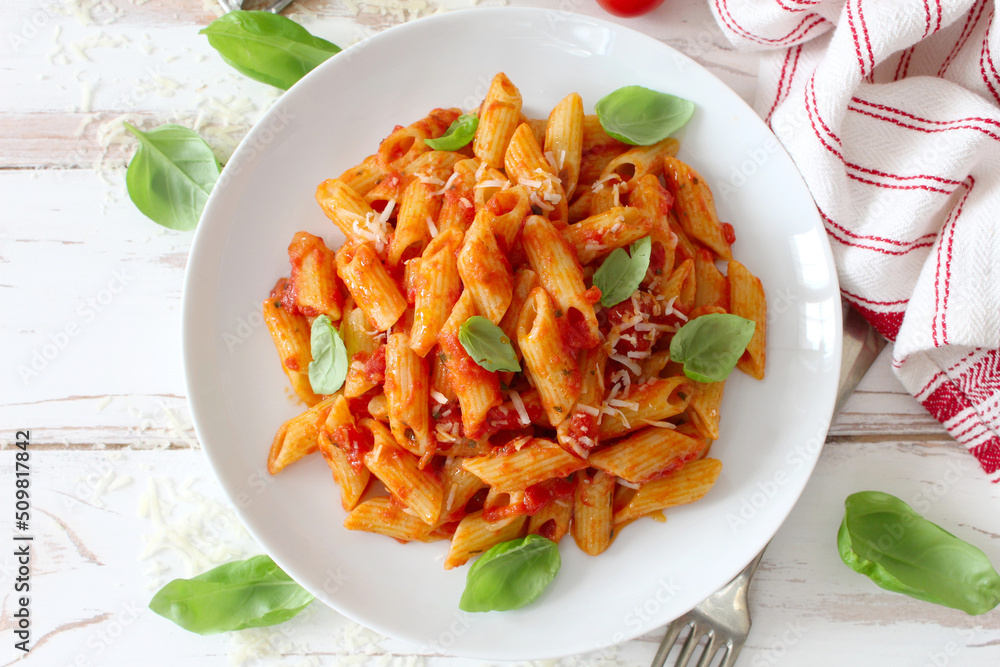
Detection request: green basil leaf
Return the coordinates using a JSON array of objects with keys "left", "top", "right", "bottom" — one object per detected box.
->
[
  {"left": 308, "top": 314, "right": 348, "bottom": 394},
  {"left": 200, "top": 11, "right": 340, "bottom": 90},
  {"left": 458, "top": 316, "right": 520, "bottom": 373},
  {"left": 839, "top": 491, "right": 1000, "bottom": 615},
  {"left": 424, "top": 115, "right": 479, "bottom": 151},
  {"left": 592, "top": 236, "right": 652, "bottom": 307},
  {"left": 460, "top": 535, "right": 561, "bottom": 612},
  {"left": 595, "top": 86, "right": 695, "bottom": 146},
  {"left": 669, "top": 313, "right": 755, "bottom": 383},
  {"left": 149, "top": 555, "right": 314, "bottom": 634},
  {"left": 124, "top": 123, "right": 221, "bottom": 231}
]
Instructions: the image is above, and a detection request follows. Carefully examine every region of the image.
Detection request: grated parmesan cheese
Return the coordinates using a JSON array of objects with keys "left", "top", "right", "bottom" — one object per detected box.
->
[
  {"left": 640, "top": 419, "right": 677, "bottom": 429},
  {"left": 529, "top": 191, "right": 554, "bottom": 212},
  {"left": 508, "top": 390, "right": 530, "bottom": 426},
  {"left": 431, "top": 170, "right": 459, "bottom": 196},
  {"left": 608, "top": 398, "right": 639, "bottom": 411},
  {"left": 576, "top": 404, "right": 600, "bottom": 417},
  {"left": 430, "top": 390, "right": 448, "bottom": 404},
  {"left": 610, "top": 353, "right": 642, "bottom": 374},
  {"left": 417, "top": 174, "right": 445, "bottom": 186},
  {"left": 544, "top": 151, "right": 558, "bottom": 172}
]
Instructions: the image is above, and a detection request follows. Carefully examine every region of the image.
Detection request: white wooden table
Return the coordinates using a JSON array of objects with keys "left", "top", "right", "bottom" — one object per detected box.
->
[{"left": 2, "top": 1, "right": 999, "bottom": 665}]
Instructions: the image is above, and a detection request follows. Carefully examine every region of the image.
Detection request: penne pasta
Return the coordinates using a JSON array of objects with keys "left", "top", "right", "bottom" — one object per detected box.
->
[
  {"left": 473, "top": 73, "right": 522, "bottom": 169},
  {"left": 728, "top": 260, "right": 767, "bottom": 380},
  {"left": 265, "top": 75, "right": 766, "bottom": 571},
  {"left": 571, "top": 469, "right": 616, "bottom": 556},
  {"left": 613, "top": 458, "right": 723, "bottom": 526},
  {"left": 335, "top": 242, "right": 407, "bottom": 332},
  {"left": 263, "top": 281, "right": 321, "bottom": 406}
]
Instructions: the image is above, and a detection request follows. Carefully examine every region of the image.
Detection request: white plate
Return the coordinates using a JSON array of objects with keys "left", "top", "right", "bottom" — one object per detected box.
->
[{"left": 183, "top": 7, "right": 841, "bottom": 660}]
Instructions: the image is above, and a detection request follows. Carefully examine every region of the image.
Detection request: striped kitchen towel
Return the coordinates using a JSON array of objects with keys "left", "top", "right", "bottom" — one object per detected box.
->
[{"left": 708, "top": 0, "right": 1000, "bottom": 482}]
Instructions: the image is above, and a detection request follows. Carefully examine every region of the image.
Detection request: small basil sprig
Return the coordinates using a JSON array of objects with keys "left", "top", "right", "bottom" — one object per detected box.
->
[
  {"left": 460, "top": 535, "right": 561, "bottom": 612},
  {"left": 669, "top": 313, "right": 755, "bottom": 383},
  {"left": 424, "top": 115, "right": 479, "bottom": 151},
  {"left": 309, "top": 315, "right": 348, "bottom": 394},
  {"left": 124, "top": 123, "right": 221, "bottom": 231},
  {"left": 595, "top": 86, "right": 695, "bottom": 146},
  {"left": 200, "top": 11, "right": 341, "bottom": 90},
  {"left": 458, "top": 316, "right": 520, "bottom": 372},
  {"left": 839, "top": 491, "right": 1000, "bottom": 615},
  {"left": 592, "top": 236, "right": 652, "bottom": 307},
  {"left": 149, "top": 555, "right": 315, "bottom": 634}
]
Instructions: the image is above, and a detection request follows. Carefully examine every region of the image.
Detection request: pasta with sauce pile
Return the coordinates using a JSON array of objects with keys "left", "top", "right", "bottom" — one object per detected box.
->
[{"left": 263, "top": 73, "right": 766, "bottom": 569}]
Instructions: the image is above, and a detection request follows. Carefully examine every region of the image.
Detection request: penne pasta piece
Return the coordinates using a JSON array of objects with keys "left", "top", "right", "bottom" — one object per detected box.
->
[
  {"left": 662, "top": 155, "right": 732, "bottom": 260},
  {"left": 613, "top": 458, "right": 723, "bottom": 526},
  {"left": 694, "top": 248, "right": 730, "bottom": 311},
  {"left": 527, "top": 491, "right": 574, "bottom": 543},
  {"left": 462, "top": 437, "right": 587, "bottom": 492},
  {"left": 437, "top": 159, "right": 478, "bottom": 235},
  {"left": 387, "top": 176, "right": 441, "bottom": 268},
  {"left": 363, "top": 419, "right": 443, "bottom": 525},
  {"left": 517, "top": 288, "right": 581, "bottom": 426},
  {"left": 589, "top": 426, "right": 706, "bottom": 484},
  {"left": 598, "top": 376, "right": 693, "bottom": 439},
  {"left": 344, "top": 496, "right": 441, "bottom": 542},
  {"left": 484, "top": 184, "right": 531, "bottom": 251},
  {"left": 263, "top": 281, "right": 321, "bottom": 406},
  {"left": 504, "top": 123, "right": 568, "bottom": 226},
  {"left": 522, "top": 214, "right": 601, "bottom": 350},
  {"left": 556, "top": 344, "right": 607, "bottom": 457},
  {"left": 438, "top": 290, "right": 503, "bottom": 437},
  {"left": 439, "top": 455, "right": 487, "bottom": 523},
  {"left": 728, "top": 260, "right": 767, "bottom": 380},
  {"left": 598, "top": 137, "right": 679, "bottom": 194},
  {"left": 473, "top": 73, "right": 522, "bottom": 169},
  {"left": 341, "top": 306, "right": 385, "bottom": 398},
  {"left": 285, "top": 231, "right": 344, "bottom": 321},
  {"left": 318, "top": 395, "right": 371, "bottom": 511},
  {"left": 339, "top": 154, "right": 389, "bottom": 197},
  {"left": 579, "top": 114, "right": 629, "bottom": 187},
  {"left": 498, "top": 267, "right": 539, "bottom": 359},
  {"left": 315, "top": 179, "right": 390, "bottom": 251},
  {"left": 385, "top": 330, "right": 434, "bottom": 463},
  {"left": 544, "top": 92, "right": 584, "bottom": 199},
  {"left": 410, "top": 229, "right": 463, "bottom": 357},
  {"left": 473, "top": 164, "right": 510, "bottom": 213},
  {"left": 630, "top": 174, "right": 678, "bottom": 294},
  {"left": 567, "top": 187, "right": 594, "bottom": 224},
  {"left": 457, "top": 211, "right": 513, "bottom": 324},
  {"left": 571, "top": 469, "right": 616, "bottom": 556},
  {"left": 378, "top": 107, "right": 461, "bottom": 171},
  {"left": 660, "top": 258, "right": 696, "bottom": 316},
  {"left": 444, "top": 511, "right": 526, "bottom": 569},
  {"left": 267, "top": 395, "right": 337, "bottom": 474},
  {"left": 561, "top": 207, "right": 654, "bottom": 265},
  {"left": 688, "top": 379, "right": 725, "bottom": 441},
  {"left": 403, "top": 149, "right": 461, "bottom": 181},
  {"left": 335, "top": 242, "right": 407, "bottom": 332}
]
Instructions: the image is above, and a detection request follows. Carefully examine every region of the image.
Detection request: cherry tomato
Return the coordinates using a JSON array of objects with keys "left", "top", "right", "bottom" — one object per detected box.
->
[{"left": 596, "top": 0, "right": 666, "bottom": 18}]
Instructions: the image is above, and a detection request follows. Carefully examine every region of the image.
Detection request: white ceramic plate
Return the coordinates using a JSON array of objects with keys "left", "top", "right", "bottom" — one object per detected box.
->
[{"left": 183, "top": 7, "right": 841, "bottom": 660}]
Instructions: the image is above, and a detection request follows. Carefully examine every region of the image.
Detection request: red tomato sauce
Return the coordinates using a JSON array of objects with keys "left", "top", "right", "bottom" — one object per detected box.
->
[{"left": 331, "top": 424, "right": 373, "bottom": 474}]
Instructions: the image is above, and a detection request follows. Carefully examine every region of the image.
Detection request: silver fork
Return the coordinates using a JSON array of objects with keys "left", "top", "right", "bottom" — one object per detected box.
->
[
  {"left": 218, "top": 0, "right": 296, "bottom": 13},
  {"left": 651, "top": 304, "right": 886, "bottom": 667}
]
